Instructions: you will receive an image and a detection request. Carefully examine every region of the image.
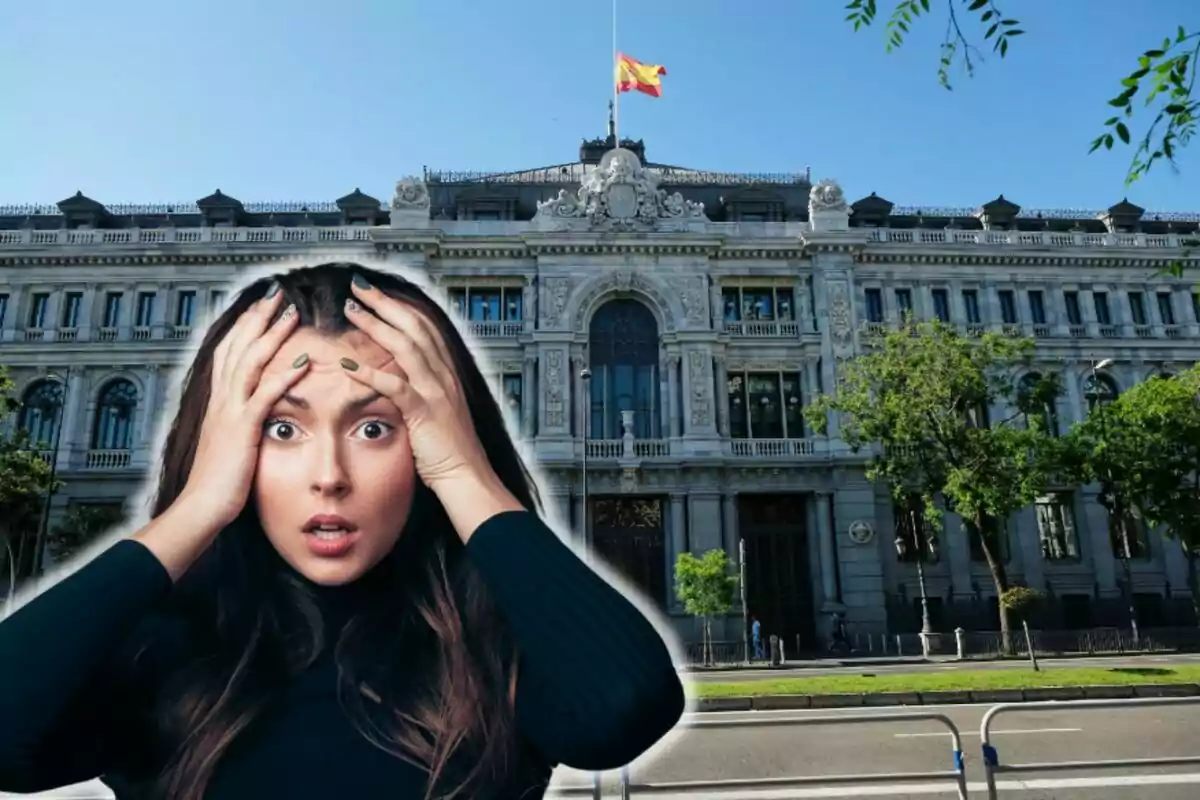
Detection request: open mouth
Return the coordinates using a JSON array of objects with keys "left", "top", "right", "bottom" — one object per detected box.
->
[{"left": 302, "top": 516, "right": 361, "bottom": 555}]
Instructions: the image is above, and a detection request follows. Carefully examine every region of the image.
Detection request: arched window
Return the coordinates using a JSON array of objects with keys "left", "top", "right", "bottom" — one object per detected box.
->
[
  {"left": 1083, "top": 373, "right": 1118, "bottom": 412},
  {"left": 18, "top": 380, "right": 65, "bottom": 448},
  {"left": 587, "top": 300, "right": 661, "bottom": 439},
  {"left": 91, "top": 379, "right": 138, "bottom": 450},
  {"left": 1018, "top": 373, "right": 1059, "bottom": 436}
]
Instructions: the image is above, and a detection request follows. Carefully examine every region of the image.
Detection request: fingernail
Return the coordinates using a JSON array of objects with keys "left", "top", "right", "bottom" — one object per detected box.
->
[
  {"left": 265, "top": 281, "right": 281, "bottom": 299},
  {"left": 340, "top": 357, "right": 359, "bottom": 371},
  {"left": 281, "top": 304, "right": 297, "bottom": 319},
  {"left": 292, "top": 353, "right": 310, "bottom": 368},
  {"left": 352, "top": 273, "right": 372, "bottom": 291},
  {"left": 345, "top": 298, "right": 361, "bottom": 313}
]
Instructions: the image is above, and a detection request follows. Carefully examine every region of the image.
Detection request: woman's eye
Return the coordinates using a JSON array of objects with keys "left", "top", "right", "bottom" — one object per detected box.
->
[
  {"left": 356, "top": 420, "right": 394, "bottom": 441},
  {"left": 264, "top": 420, "right": 300, "bottom": 441}
]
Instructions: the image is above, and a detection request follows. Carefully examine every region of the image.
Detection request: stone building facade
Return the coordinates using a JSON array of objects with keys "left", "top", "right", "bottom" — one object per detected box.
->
[{"left": 1, "top": 135, "right": 1198, "bottom": 649}]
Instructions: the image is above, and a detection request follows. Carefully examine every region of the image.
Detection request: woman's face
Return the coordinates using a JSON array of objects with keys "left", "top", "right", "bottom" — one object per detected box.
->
[{"left": 252, "top": 325, "right": 416, "bottom": 585}]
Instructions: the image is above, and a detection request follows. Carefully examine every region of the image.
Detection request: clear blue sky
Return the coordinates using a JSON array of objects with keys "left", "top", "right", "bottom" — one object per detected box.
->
[{"left": 2, "top": 1, "right": 1196, "bottom": 212}]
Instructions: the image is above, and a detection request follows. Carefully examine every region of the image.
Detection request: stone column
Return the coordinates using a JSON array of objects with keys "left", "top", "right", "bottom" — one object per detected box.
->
[
  {"left": 521, "top": 352, "right": 537, "bottom": 438},
  {"left": 119, "top": 286, "right": 135, "bottom": 342},
  {"left": 0, "top": 285, "right": 24, "bottom": 343},
  {"left": 139, "top": 365, "right": 161, "bottom": 447},
  {"left": 1083, "top": 492, "right": 1118, "bottom": 595},
  {"left": 722, "top": 492, "right": 739, "bottom": 572},
  {"left": 56, "top": 369, "right": 87, "bottom": 468},
  {"left": 945, "top": 513, "right": 974, "bottom": 598},
  {"left": 666, "top": 354, "right": 681, "bottom": 438},
  {"left": 1013, "top": 507, "right": 1044, "bottom": 590},
  {"left": 670, "top": 492, "right": 687, "bottom": 559},
  {"left": 814, "top": 491, "right": 838, "bottom": 607},
  {"left": 713, "top": 354, "right": 730, "bottom": 437},
  {"left": 658, "top": 352, "right": 670, "bottom": 437}
]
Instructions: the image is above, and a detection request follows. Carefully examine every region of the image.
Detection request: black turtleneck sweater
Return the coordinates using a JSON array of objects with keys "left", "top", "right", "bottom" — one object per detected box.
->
[{"left": 0, "top": 510, "right": 686, "bottom": 798}]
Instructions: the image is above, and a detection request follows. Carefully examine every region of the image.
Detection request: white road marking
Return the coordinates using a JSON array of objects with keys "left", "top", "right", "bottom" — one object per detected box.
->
[
  {"left": 893, "top": 727, "right": 1082, "bottom": 738},
  {"left": 548, "top": 770, "right": 1200, "bottom": 798}
]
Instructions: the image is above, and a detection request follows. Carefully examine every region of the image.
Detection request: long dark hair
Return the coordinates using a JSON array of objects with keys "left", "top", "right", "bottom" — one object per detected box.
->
[{"left": 142, "top": 262, "right": 541, "bottom": 800}]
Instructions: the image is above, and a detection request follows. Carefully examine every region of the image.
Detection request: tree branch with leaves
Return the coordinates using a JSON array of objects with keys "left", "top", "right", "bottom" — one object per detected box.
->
[{"left": 845, "top": 0, "right": 1196, "bottom": 186}]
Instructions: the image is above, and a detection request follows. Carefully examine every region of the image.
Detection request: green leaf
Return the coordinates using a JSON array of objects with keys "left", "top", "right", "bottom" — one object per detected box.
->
[
  {"left": 1000, "top": 36, "right": 1009, "bottom": 57},
  {"left": 981, "top": 10, "right": 993, "bottom": 21},
  {"left": 1145, "top": 49, "right": 1166, "bottom": 58},
  {"left": 968, "top": 0, "right": 988, "bottom": 9},
  {"left": 1116, "top": 122, "right": 1131, "bottom": 144},
  {"left": 1006, "top": 29, "right": 1025, "bottom": 37},
  {"left": 1166, "top": 103, "right": 1187, "bottom": 114},
  {"left": 985, "top": 23, "right": 999, "bottom": 39}
]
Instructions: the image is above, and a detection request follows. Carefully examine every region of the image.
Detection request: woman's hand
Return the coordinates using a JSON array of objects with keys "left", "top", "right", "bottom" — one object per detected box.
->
[
  {"left": 177, "top": 287, "right": 311, "bottom": 534},
  {"left": 340, "top": 276, "right": 523, "bottom": 539}
]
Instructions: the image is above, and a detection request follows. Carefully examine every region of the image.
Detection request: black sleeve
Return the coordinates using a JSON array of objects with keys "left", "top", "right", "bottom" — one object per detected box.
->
[
  {"left": 0, "top": 539, "right": 173, "bottom": 793},
  {"left": 464, "top": 510, "right": 686, "bottom": 771}
]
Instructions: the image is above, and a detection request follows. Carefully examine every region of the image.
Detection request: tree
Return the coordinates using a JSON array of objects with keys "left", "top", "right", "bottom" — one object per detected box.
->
[
  {"left": 1059, "top": 367, "right": 1200, "bottom": 626},
  {"left": 674, "top": 549, "right": 739, "bottom": 666},
  {"left": 805, "top": 319, "right": 1060, "bottom": 643},
  {"left": 0, "top": 365, "right": 62, "bottom": 594},
  {"left": 47, "top": 503, "right": 126, "bottom": 563},
  {"left": 844, "top": 1, "right": 1197, "bottom": 186}
]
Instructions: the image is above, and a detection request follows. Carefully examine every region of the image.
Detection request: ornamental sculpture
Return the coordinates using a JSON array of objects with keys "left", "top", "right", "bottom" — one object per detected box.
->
[
  {"left": 391, "top": 176, "right": 430, "bottom": 211},
  {"left": 534, "top": 147, "right": 708, "bottom": 232},
  {"left": 808, "top": 178, "right": 846, "bottom": 214}
]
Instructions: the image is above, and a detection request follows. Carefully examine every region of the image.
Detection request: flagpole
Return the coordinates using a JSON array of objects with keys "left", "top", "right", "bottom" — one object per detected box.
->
[{"left": 612, "top": 0, "right": 619, "bottom": 143}]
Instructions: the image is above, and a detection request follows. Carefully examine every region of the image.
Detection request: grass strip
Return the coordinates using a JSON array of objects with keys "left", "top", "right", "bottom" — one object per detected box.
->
[{"left": 690, "top": 665, "right": 1200, "bottom": 698}]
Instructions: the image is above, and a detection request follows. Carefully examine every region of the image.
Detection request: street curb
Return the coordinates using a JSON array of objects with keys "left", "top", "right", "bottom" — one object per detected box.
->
[{"left": 691, "top": 682, "right": 1200, "bottom": 712}]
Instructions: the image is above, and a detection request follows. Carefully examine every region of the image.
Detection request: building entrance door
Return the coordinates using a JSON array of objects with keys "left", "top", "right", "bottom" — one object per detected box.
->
[
  {"left": 590, "top": 496, "right": 667, "bottom": 608},
  {"left": 738, "top": 493, "right": 816, "bottom": 652}
]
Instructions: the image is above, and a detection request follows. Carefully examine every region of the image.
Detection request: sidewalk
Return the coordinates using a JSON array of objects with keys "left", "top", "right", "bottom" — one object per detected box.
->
[
  {"left": 682, "top": 654, "right": 939, "bottom": 672},
  {"left": 681, "top": 649, "right": 1200, "bottom": 673}
]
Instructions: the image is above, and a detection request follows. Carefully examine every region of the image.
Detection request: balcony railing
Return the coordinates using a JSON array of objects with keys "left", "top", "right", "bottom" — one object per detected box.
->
[
  {"left": 723, "top": 320, "right": 804, "bottom": 338},
  {"left": 1, "top": 223, "right": 1193, "bottom": 249},
  {"left": 728, "top": 438, "right": 817, "bottom": 457},
  {"left": 866, "top": 228, "right": 1192, "bottom": 249},
  {"left": 85, "top": 449, "right": 131, "bottom": 470},
  {"left": 467, "top": 321, "right": 523, "bottom": 338}
]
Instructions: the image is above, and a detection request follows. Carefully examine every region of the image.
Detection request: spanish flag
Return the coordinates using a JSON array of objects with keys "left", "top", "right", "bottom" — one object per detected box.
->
[{"left": 615, "top": 52, "right": 667, "bottom": 97}]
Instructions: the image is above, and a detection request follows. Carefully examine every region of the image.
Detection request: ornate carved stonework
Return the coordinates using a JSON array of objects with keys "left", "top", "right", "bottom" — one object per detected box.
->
[
  {"left": 543, "top": 349, "right": 566, "bottom": 428},
  {"left": 808, "top": 179, "right": 847, "bottom": 213},
  {"left": 688, "top": 349, "right": 713, "bottom": 427},
  {"left": 675, "top": 276, "right": 708, "bottom": 327},
  {"left": 522, "top": 281, "right": 537, "bottom": 324},
  {"left": 573, "top": 272, "right": 677, "bottom": 333},
  {"left": 391, "top": 177, "right": 430, "bottom": 211},
  {"left": 826, "top": 280, "right": 853, "bottom": 346},
  {"left": 808, "top": 178, "right": 851, "bottom": 233},
  {"left": 533, "top": 148, "right": 708, "bottom": 232},
  {"left": 541, "top": 277, "right": 573, "bottom": 327},
  {"left": 390, "top": 176, "right": 431, "bottom": 230}
]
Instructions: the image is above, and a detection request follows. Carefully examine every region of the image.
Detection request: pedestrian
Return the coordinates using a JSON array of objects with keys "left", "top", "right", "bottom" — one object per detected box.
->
[
  {"left": 0, "top": 263, "right": 685, "bottom": 800},
  {"left": 751, "top": 615, "right": 763, "bottom": 660}
]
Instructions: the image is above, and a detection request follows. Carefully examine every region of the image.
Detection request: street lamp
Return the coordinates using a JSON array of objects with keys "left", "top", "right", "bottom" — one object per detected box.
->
[
  {"left": 895, "top": 506, "right": 933, "bottom": 656},
  {"left": 1088, "top": 357, "right": 1139, "bottom": 642},
  {"left": 579, "top": 367, "right": 592, "bottom": 558}
]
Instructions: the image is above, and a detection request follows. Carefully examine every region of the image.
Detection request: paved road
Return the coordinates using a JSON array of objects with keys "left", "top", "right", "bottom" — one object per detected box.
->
[
  {"left": 686, "top": 653, "right": 1200, "bottom": 683},
  {"left": 546, "top": 699, "right": 1200, "bottom": 798},
  {"left": 9, "top": 698, "right": 1199, "bottom": 798}
]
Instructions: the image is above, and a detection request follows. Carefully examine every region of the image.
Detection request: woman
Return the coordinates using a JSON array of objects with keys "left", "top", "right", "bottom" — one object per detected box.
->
[{"left": 0, "top": 262, "right": 686, "bottom": 800}]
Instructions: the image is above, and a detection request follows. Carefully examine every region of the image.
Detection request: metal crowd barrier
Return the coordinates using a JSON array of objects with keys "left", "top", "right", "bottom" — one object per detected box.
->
[
  {"left": 979, "top": 696, "right": 1200, "bottom": 800},
  {"left": 554, "top": 710, "right": 969, "bottom": 799}
]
